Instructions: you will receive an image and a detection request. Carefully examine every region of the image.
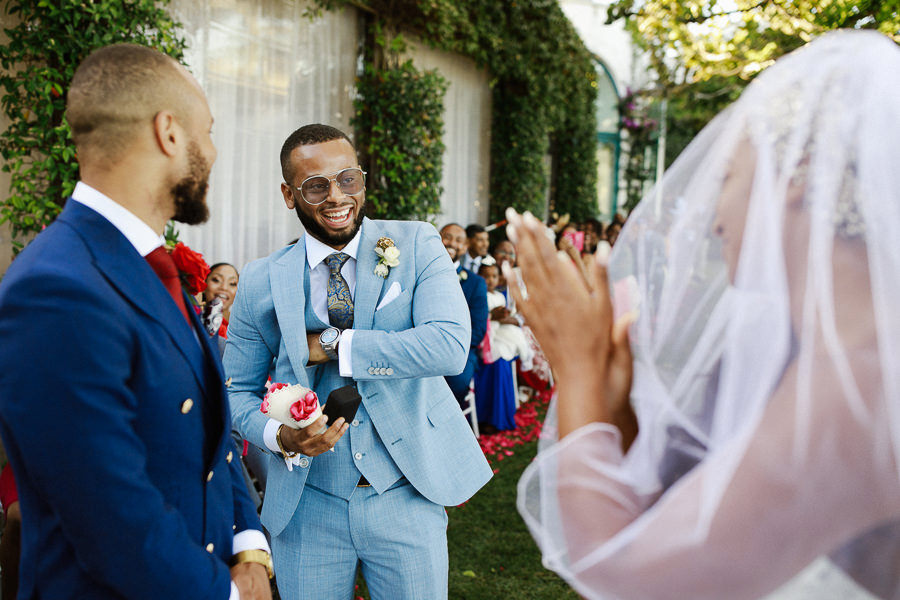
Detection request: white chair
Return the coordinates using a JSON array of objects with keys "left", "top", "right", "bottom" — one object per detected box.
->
[
  {"left": 512, "top": 362, "right": 520, "bottom": 409},
  {"left": 512, "top": 360, "right": 531, "bottom": 409},
  {"left": 461, "top": 381, "right": 480, "bottom": 438}
]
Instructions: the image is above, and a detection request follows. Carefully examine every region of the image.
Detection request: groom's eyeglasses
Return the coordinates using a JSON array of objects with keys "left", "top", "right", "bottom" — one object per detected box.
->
[{"left": 290, "top": 168, "right": 367, "bottom": 205}]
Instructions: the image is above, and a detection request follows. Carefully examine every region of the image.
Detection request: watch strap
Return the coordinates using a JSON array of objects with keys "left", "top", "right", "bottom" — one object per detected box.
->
[
  {"left": 275, "top": 424, "right": 297, "bottom": 458},
  {"left": 323, "top": 347, "right": 338, "bottom": 360},
  {"left": 231, "top": 549, "right": 274, "bottom": 579}
]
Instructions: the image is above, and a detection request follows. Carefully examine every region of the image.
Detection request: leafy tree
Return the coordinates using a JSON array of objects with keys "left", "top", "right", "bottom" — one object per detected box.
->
[
  {"left": 0, "top": 0, "right": 186, "bottom": 252},
  {"left": 608, "top": 0, "right": 900, "bottom": 165}
]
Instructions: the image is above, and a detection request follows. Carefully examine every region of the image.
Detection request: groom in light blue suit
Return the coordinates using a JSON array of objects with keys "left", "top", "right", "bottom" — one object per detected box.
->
[{"left": 225, "top": 124, "right": 492, "bottom": 599}]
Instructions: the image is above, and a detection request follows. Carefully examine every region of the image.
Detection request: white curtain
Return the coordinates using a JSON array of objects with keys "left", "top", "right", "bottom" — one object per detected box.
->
[
  {"left": 405, "top": 40, "right": 492, "bottom": 230},
  {"left": 171, "top": 0, "right": 359, "bottom": 270}
]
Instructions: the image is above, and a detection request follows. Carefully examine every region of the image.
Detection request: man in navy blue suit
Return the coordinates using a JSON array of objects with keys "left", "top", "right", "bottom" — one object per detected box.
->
[
  {"left": 440, "top": 223, "right": 488, "bottom": 407},
  {"left": 0, "top": 44, "right": 271, "bottom": 599}
]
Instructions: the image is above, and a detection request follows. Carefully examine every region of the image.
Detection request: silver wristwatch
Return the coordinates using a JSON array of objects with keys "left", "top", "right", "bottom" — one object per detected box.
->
[{"left": 318, "top": 327, "right": 341, "bottom": 360}]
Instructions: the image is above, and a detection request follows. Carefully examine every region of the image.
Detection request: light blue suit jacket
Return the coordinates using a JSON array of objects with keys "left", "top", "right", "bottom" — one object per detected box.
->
[{"left": 225, "top": 218, "right": 492, "bottom": 537}]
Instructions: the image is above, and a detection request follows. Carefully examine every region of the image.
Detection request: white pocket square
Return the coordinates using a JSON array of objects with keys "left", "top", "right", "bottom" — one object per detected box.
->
[{"left": 376, "top": 282, "right": 402, "bottom": 311}]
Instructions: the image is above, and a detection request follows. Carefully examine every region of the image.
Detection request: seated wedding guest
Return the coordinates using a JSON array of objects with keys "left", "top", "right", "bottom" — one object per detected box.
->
[
  {"left": 603, "top": 213, "right": 626, "bottom": 246},
  {"left": 490, "top": 240, "right": 522, "bottom": 296},
  {"left": 479, "top": 260, "right": 533, "bottom": 371},
  {"left": 509, "top": 31, "right": 900, "bottom": 600},
  {"left": 440, "top": 223, "right": 488, "bottom": 409},
  {"left": 201, "top": 262, "right": 239, "bottom": 338},
  {"left": 557, "top": 222, "right": 583, "bottom": 254},
  {"left": 489, "top": 240, "right": 555, "bottom": 402},
  {"left": 491, "top": 240, "right": 516, "bottom": 273},
  {"left": 461, "top": 223, "right": 489, "bottom": 272},
  {"left": 474, "top": 258, "right": 530, "bottom": 433},
  {"left": 582, "top": 218, "right": 602, "bottom": 255}
]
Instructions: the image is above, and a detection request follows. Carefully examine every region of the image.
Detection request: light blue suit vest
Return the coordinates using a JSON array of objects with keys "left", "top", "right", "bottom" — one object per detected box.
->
[{"left": 302, "top": 265, "right": 403, "bottom": 499}]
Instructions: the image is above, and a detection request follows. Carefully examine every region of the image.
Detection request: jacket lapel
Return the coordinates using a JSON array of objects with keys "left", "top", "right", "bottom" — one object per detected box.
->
[
  {"left": 61, "top": 201, "right": 209, "bottom": 394},
  {"left": 353, "top": 218, "right": 387, "bottom": 331},
  {"left": 269, "top": 241, "right": 310, "bottom": 381}
]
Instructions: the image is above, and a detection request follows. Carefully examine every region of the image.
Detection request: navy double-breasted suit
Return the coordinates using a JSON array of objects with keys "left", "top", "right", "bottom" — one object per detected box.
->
[{"left": 0, "top": 200, "right": 260, "bottom": 599}]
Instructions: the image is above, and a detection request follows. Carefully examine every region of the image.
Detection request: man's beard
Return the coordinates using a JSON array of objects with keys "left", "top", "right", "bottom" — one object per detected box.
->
[
  {"left": 295, "top": 201, "right": 365, "bottom": 247},
  {"left": 172, "top": 141, "right": 210, "bottom": 225}
]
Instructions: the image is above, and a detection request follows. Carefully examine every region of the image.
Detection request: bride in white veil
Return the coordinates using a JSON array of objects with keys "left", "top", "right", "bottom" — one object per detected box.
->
[{"left": 507, "top": 30, "right": 900, "bottom": 599}]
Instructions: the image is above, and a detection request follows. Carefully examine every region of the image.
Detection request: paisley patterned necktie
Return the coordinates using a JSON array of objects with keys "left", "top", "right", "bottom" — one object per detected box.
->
[{"left": 325, "top": 252, "right": 354, "bottom": 329}]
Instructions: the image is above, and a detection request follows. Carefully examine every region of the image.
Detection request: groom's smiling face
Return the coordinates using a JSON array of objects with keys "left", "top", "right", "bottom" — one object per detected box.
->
[{"left": 281, "top": 138, "right": 366, "bottom": 250}]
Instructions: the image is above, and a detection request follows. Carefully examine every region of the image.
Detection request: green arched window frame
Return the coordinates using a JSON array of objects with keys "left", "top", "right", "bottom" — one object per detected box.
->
[{"left": 594, "top": 58, "right": 621, "bottom": 217}]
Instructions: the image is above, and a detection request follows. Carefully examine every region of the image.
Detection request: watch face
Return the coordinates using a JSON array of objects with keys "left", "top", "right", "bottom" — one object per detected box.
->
[{"left": 320, "top": 328, "right": 339, "bottom": 344}]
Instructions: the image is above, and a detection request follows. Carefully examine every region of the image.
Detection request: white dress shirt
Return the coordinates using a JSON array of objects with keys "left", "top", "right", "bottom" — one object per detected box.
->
[
  {"left": 262, "top": 229, "right": 362, "bottom": 459},
  {"left": 71, "top": 182, "right": 269, "bottom": 600},
  {"left": 71, "top": 182, "right": 164, "bottom": 256},
  {"left": 461, "top": 251, "right": 482, "bottom": 273}
]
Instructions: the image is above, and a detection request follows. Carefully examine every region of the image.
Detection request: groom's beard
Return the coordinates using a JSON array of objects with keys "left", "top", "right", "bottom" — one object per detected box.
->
[
  {"left": 172, "top": 141, "right": 211, "bottom": 226},
  {"left": 295, "top": 201, "right": 366, "bottom": 247}
]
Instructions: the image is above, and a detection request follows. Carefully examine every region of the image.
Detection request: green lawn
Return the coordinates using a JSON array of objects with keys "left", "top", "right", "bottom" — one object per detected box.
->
[{"left": 445, "top": 438, "right": 578, "bottom": 599}]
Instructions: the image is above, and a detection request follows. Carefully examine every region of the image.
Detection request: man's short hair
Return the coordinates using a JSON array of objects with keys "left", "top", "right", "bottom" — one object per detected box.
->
[
  {"left": 67, "top": 44, "right": 196, "bottom": 164},
  {"left": 440, "top": 222, "right": 463, "bottom": 234},
  {"left": 280, "top": 124, "right": 354, "bottom": 182},
  {"left": 465, "top": 224, "right": 486, "bottom": 239}
]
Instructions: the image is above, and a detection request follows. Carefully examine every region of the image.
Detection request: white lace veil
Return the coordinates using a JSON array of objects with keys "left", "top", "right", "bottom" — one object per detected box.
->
[{"left": 518, "top": 30, "right": 900, "bottom": 599}]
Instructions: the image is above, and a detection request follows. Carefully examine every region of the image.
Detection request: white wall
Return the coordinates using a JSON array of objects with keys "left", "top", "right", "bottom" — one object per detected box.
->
[
  {"left": 558, "top": 0, "right": 653, "bottom": 92},
  {"left": 171, "top": 0, "right": 360, "bottom": 270},
  {"left": 404, "top": 39, "right": 492, "bottom": 230}
]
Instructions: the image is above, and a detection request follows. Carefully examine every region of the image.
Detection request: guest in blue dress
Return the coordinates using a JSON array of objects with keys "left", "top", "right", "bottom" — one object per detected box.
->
[{"left": 474, "top": 260, "right": 519, "bottom": 432}]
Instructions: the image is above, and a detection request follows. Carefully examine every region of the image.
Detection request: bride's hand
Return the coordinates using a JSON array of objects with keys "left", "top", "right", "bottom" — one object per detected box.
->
[{"left": 505, "top": 209, "right": 636, "bottom": 447}]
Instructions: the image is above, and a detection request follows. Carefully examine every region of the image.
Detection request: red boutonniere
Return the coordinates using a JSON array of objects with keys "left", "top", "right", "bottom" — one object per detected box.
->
[
  {"left": 169, "top": 242, "right": 210, "bottom": 296},
  {"left": 163, "top": 222, "right": 210, "bottom": 300}
]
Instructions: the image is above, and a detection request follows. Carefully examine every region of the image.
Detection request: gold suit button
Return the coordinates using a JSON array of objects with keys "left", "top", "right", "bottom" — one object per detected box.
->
[
  {"left": 206, "top": 543, "right": 214, "bottom": 553},
  {"left": 206, "top": 470, "right": 214, "bottom": 482},
  {"left": 226, "top": 451, "right": 233, "bottom": 463},
  {"left": 180, "top": 398, "right": 194, "bottom": 414}
]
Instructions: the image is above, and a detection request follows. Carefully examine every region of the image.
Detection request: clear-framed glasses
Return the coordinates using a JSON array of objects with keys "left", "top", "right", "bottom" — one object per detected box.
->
[{"left": 290, "top": 167, "right": 367, "bottom": 205}]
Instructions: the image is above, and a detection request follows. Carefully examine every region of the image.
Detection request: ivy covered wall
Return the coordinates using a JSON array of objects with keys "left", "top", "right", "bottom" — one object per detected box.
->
[
  {"left": 0, "top": 0, "right": 186, "bottom": 252},
  {"left": 315, "top": 0, "right": 599, "bottom": 224}
]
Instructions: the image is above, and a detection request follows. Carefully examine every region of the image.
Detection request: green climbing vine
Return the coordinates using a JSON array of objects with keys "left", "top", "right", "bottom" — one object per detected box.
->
[
  {"left": 0, "top": 0, "right": 186, "bottom": 252},
  {"left": 313, "top": 0, "right": 599, "bottom": 223}
]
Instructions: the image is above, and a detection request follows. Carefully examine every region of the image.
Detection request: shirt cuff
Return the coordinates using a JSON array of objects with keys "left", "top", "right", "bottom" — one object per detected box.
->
[
  {"left": 263, "top": 419, "right": 281, "bottom": 454},
  {"left": 233, "top": 529, "right": 271, "bottom": 555},
  {"left": 338, "top": 329, "right": 355, "bottom": 377},
  {"left": 230, "top": 530, "right": 272, "bottom": 599}
]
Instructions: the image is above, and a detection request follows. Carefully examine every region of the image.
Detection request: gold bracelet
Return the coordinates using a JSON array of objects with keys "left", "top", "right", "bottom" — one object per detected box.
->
[
  {"left": 231, "top": 549, "right": 274, "bottom": 579},
  {"left": 275, "top": 424, "right": 297, "bottom": 458}
]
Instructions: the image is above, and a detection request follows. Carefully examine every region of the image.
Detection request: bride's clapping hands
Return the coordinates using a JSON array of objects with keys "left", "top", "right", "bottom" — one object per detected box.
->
[{"left": 503, "top": 209, "right": 636, "bottom": 447}]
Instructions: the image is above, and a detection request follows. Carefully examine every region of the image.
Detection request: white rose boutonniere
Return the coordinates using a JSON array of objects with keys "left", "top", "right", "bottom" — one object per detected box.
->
[
  {"left": 374, "top": 237, "right": 399, "bottom": 278},
  {"left": 458, "top": 270, "right": 468, "bottom": 281}
]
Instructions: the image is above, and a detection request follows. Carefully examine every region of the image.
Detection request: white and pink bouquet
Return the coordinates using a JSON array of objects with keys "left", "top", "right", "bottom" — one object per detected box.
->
[{"left": 260, "top": 382, "right": 322, "bottom": 429}]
